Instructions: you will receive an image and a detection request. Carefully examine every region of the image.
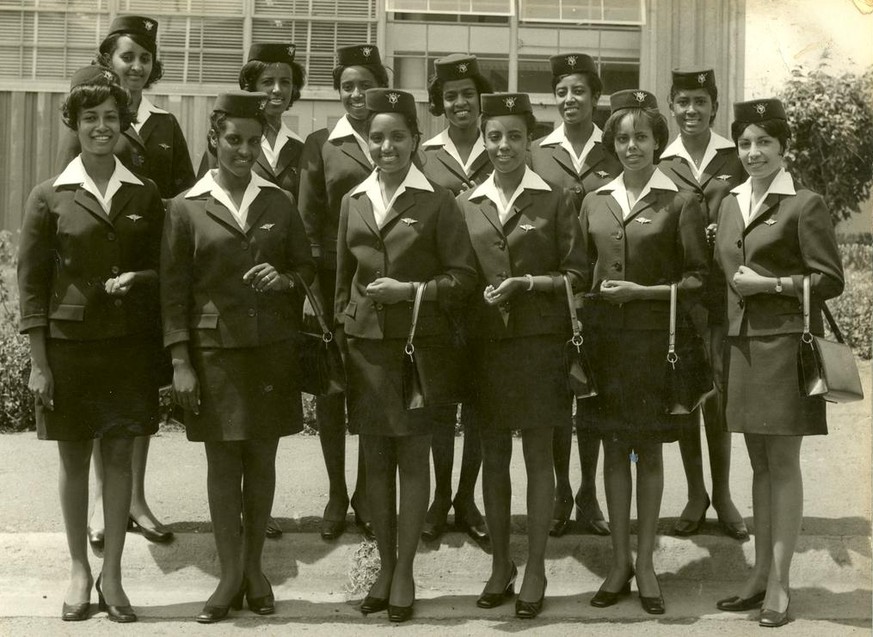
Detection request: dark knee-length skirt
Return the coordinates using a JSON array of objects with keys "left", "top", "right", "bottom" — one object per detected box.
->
[
  {"left": 346, "top": 336, "right": 441, "bottom": 437},
  {"left": 37, "top": 336, "right": 160, "bottom": 441},
  {"left": 183, "top": 339, "right": 303, "bottom": 442},
  {"left": 577, "top": 327, "right": 694, "bottom": 444},
  {"left": 471, "top": 334, "right": 573, "bottom": 431},
  {"left": 723, "top": 334, "right": 827, "bottom": 436}
]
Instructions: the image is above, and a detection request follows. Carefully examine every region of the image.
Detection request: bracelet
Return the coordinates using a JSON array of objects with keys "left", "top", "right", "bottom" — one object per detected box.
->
[
  {"left": 525, "top": 274, "right": 534, "bottom": 291},
  {"left": 774, "top": 277, "right": 783, "bottom": 294}
]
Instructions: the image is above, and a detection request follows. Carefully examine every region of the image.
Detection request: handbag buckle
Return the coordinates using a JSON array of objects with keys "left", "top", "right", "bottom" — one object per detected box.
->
[
  {"left": 801, "top": 332, "right": 814, "bottom": 345},
  {"left": 666, "top": 351, "right": 679, "bottom": 369},
  {"left": 404, "top": 342, "right": 415, "bottom": 358},
  {"left": 571, "top": 333, "right": 584, "bottom": 351}
]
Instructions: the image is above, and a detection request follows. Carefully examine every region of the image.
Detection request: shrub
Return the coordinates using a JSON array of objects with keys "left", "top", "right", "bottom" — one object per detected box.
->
[
  {"left": 829, "top": 243, "right": 873, "bottom": 360},
  {"left": 0, "top": 231, "right": 34, "bottom": 432},
  {"left": 780, "top": 65, "right": 873, "bottom": 223}
]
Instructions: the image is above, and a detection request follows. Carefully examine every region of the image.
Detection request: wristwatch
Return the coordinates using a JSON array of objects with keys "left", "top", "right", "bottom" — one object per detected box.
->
[{"left": 774, "top": 277, "right": 783, "bottom": 294}]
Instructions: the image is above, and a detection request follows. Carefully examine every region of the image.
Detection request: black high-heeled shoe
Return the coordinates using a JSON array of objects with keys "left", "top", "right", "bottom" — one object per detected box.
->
[
  {"left": 453, "top": 499, "right": 489, "bottom": 543},
  {"left": 476, "top": 562, "right": 517, "bottom": 609},
  {"left": 195, "top": 584, "right": 245, "bottom": 624},
  {"left": 128, "top": 516, "right": 174, "bottom": 544},
  {"left": 515, "top": 576, "right": 547, "bottom": 619},
  {"left": 246, "top": 576, "right": 275, "bottom": 615},
  {"left": 759, "top": 595, "right": 791, "bottom": 628},
  {"left": 716, "top": 590, "right": 765, "bottom": 611},
  {"left": 350, "top": 498, "right": 375, "bottom": 540},
  {"left": 590, "top": 571, "right": 634, "bottom": 608},
  {"left": 388, "top": 582, "right": 415, "bottom": 623},
  {"left": 95, "top": 574, "right": 137, "bottom": 623},
  {"left": 88, "top": 527, "right": 104, "bottom": 550},
  {"left": 265, "top": 516, "right": 283, "bottom": 539},
  {"left": 61, "top": 601, "right": 91, "bottom": 622},
  {"left": 320, "top": 498, "right": 349, "bottom": 540},
  {"left": 673, "top": 494, "right": 710, "bottom": 536},
  {"left": 421, "top": 500, "right": 450, "bottom": 542},
  {"left": 636, "top": 573, "right": 665, "bottom": 615},
  {"left": 360, "top": 595, "right": 389, "bottom": 615}
]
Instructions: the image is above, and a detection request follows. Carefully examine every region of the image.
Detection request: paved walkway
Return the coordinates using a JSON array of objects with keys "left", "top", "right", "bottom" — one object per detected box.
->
[{"left": 0, "top": 363, "right": 870, "bottom": 636}]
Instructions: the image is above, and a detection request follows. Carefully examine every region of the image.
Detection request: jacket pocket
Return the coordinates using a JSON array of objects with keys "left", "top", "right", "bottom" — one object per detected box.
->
[
  {"left": 48, "top": 304, "right": 85, "bottom": 321},
  {"left": 344, "top": 300, "right": 357, "bottom": 320}
]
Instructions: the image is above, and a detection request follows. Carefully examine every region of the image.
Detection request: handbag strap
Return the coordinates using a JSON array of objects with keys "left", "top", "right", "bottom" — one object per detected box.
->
[
  {"left": 292, "top": 272, "right": 333, "bottom": 343},
  {"left": 802, "top": 274, "right": 846, "bottom": 344},
  {"left": 404, "top": 282, "right": 426, "bottom": 356},
  {"left": 562, "top": 274, "right": 584, "bottom": 349},
  {"left": 667, "top": 282, "right": 678, "bottom": 368}
]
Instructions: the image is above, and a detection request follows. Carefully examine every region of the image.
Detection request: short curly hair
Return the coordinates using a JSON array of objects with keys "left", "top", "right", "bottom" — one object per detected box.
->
[
  {"left": 602, "top": 107, "right": 670, "bottom": 163},
  {"left": 238, "top": 60, "right": 307, "bottom": 108},
  {"left": 96, "top": 32, "right": 164, "bottom": 89},
  {"left": 427, "top": 73, "right": 494, "bottom": 116},
  {"left": 332, "top": 64, "right": 389, "bottom": 91},
  {"left": 62, "top": 81, "right": 135, "bottom": 132},
  {"left": 730, "top": 118, "right": 791, "bottom": 154},
  {"left": 206, "top": 110, "right": 268, "bottom": 157}
]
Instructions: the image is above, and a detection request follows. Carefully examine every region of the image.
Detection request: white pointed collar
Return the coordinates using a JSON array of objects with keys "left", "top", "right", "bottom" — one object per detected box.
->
[
  {"left": 597, "top": 168, "right": 677, "bottom": 219},
  {"left": 54, "top": 154, "right": 143, "bottom": 188},
  {"left": 132, "top": 95, "right": 168, "bottom": 132},
  {"left": 185, "top": 168, "right": 279, "bottom": 199},
  {"left": 731, "top": 168, "right": 795, "bottom": 227},
  {"left": 539, "top": 122, "right": 603, "bottom": 147}
]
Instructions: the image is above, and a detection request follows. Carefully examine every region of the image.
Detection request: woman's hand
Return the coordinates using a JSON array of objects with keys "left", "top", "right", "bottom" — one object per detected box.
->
[
  {"left": 28, "top": 363, "right": 54, "bottom": 411},
  {"left": 732, "top": 265, "right": 770, "bottom": 297},
  {"left": 483, "top": 277, "right": 525, "bottom": 306},
  {"left": 366, "top": 278, "right": 412, "bottom": 305},
  {"left": 104, "top": 272, "right": 137, "bottom": 296},
  {"left": 172, "top": 361, "right": 200, "bottom": 415},
  {"left": 243, "top": 263, "right": 290, "bottom": 293},
  {"left": 599, "top": 279, "right": 643, "bottom": 305}
]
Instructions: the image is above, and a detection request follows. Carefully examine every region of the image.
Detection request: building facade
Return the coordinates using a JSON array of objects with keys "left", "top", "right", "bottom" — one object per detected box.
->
[{"left": 0, "top": 0, "right": 745, "bottom": 231}]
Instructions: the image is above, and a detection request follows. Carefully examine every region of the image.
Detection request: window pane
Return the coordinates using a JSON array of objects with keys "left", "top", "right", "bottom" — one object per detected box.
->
[
  {"left": 600, "top": 59, "right": 639, "bottom": 94},
  {"left": 388, "top": 0, "right": 512, "bottom": 16},
  {"left": 520, "top": 0, "right": 644, "bottom": 23},
  {"left": 517, "top": 58, "right": 551, "bottom": 93}
]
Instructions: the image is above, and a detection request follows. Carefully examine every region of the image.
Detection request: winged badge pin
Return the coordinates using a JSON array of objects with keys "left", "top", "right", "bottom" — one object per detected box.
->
[
  {"left": 764, "top": 219, "right": 777, "bottom": 226},
  {"left": 716, "top": 174, "right": 731, "bottom": 181},
  {"left": 126, "top": 214, "right": 142, "bottom": 222},
  {"left": 635, "top": 217, "right": 651, "bottom": 224},
  {"left": 260, "top": 223, "right": 275, "bottom": 231},
  {"left": 520, "top": 224, "right": 535, "bottom": 232},
  {"left": 159, "top": 143, "right": 170, "bottom": 150},
  {"left": 596, "top": 170, "right": 610, "bottom": 178},
  {"left": 401, "top": 218, "right": 418, "bottom": 226}
]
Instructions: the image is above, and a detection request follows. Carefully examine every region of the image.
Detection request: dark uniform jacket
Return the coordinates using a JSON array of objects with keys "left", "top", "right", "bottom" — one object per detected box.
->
[
  {"left": 335, "top": 169, "right": 477, "bottom": 341},
  {"left": 659, "top": 132, "right": 746, "bottom": 226},
  {"left": 457, "top": 169, "right": 587, "bottom": 340},
  {"left": 18, "top": 162, "right": 164, "bottom": 340},
  {"left": 298, "top": 119, "right": 373, "bottom": 270},
  {"left": 714, "top": 170, "right": 844, "bottom": 337},
  {"left": 161, "top": 173, "right": 315, "bottom": 350},
  {"left": 197, "top": 134, "right": 304, "bottom": 200},
  {"left": 579, "top": 169, "right": 709, "bottom": 331},
  {"left": 530, "top": 125, "right": 622, "bottom": 210},
  {"left": 420, "top": 129, "right": 493, "bottom": 196},
  {"left": 57, "top": 106, "right": 195, "bottom": 199}
]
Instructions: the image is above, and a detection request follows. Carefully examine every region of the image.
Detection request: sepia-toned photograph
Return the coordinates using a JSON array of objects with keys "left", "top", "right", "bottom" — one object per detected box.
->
[{"left": 0, "top": 0, "right": 870, "bottom": 634}]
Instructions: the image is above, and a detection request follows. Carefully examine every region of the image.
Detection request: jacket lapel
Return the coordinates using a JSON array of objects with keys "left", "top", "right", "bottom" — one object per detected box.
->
[
  {"left": 624, "top": 191, "right": 658, "bottom": 225},
  {"left": 699, "top": 151, "right": 729, "bottom": 188},
  {"left": 73, "top": 188, "right": 113, "bottom": 227},
  {"left": 274, "top": 143, "right": 296, "bottom": 176},
  {"left": 255, "top": 152, "right": 277, "bottom": 179},
  {"left": 435, "top": 148, "right": 469, "bottom": 183},
  {"left": 601, "top": 193, "right": 624, "bottom": 226},
  {"left": 665, "top": 156, "right": 700, "bottom": 190},
  {"left": 122, "top": 126, "right": 146, "bottom": 152},
  {"left": 380, "top": 189, "right": 416, "bottom": 232},
  {"left": 744, "top": 193, "right": 782, "bottom": 235},
  {"left": 475, "top": 196, "right": 504, "bottom": 236},
  {"left": 107, "top": 184, "right": 136, "bottom": 224},
  {"left": 352, "top": 193, "right": 380, "bottom": 237},
  {"left": 245, "top": 190, "right": 272, "bottom": 234},
  {"left": 551, "top": 146, "right": 577, "bottom": 178},
  {"left": 579, "top": 144, "right": 608, "bottom": 178},
  {"left": 205, "top": 196, "right": 246, "bottom": 236},
  {"left": 339, "top": 138, "right": 372, "bottom": 172}
]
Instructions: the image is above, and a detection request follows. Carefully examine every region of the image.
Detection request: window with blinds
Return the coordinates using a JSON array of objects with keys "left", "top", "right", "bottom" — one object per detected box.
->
[
  {"left": 0, "top": 0, "right": 377, "bottom": 86},
  {"left": 519, "top": 0, "right": 644, "bottom": 24},
  {"left": 387, "top": 0, "right": 513, "bottom": 17}
]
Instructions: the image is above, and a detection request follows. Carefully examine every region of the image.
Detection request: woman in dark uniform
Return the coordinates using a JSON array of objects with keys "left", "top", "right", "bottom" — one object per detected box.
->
[
  {"left": 335, "top": 89, "right": 477, "bottom": 622},
  {"left": 578, "top": 90, "right": 708, "bottom": 615},
  {"left": 530, "top": 52, "right": 621, "bottom": 539},
  {"left": 458, "top": 93, "right": 586, "bottom": 619},
  {"left": 661, "top": 68, "right": 748, "bottom": 541},
  {"left": 713, "top": 99, "right": 843, "bottom": 627},
  {"left": 162, "top": 92, "right": 314, "bottom": 623},
  {"left": 19, "top": 66, "right": 165, "bottom": 623},
  {"left": 297, "top": 44, "right": 390, "bottom": 540},
  {"left": 418, "top": 53, "right": 493, "bottom": 544},
  {"left": 198, "top": 43, "right": 306, "bottom": 199},
  {"left": 57, "top": 15, "right": 195, "bottom": 548},
  {"left": 197, "top": 42, "right": 307, "bottom": 540}
]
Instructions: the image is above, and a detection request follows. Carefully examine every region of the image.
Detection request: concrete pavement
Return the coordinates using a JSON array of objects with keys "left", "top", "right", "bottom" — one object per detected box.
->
[{"left": 0, "top": 362, "right": 870, "bottom": 635}]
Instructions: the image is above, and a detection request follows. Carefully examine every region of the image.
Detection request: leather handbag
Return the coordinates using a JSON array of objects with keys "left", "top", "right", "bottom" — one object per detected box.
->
[
  {"left": 797, "top": 276, "right": 863, "bottom": 403},
  {"left": 562, "top": 274, "right": 597, "bottom": 399},
  {"left": 402, "top": 282, "right": 470, "bottom": 410},
  {"left": 294, "top": 274, "right": 346, "bottom": 396},
  {"left": 664, "top": 283, "right": 713, "bottom": 415}
]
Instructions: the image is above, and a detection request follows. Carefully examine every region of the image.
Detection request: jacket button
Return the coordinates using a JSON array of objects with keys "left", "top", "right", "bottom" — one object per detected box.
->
[
  {"left": 107, "top": 232, "right": 116, "bottom": 241},
  {"left": 247, "top": 308, "right": 256, "bottom": 317},
  {"left": 736, "top": 239, "right": 742, "bottom": 248},
  {"left": 376, "top": 241, "right": 384, "bottom": 251},
  {"left": 738, "top": 299, "right": 745, "bottom": 308},
  {"left": 241, "top": 241, "right": 249, "bottom": 250},
  {"left": 497, "top": 240, "right": 506, "bottom": 250},
  {"left": 612, "top": 262, "right": 622, "bottom": 272},
  {"left": 375, "top": 303, "right": 384, "bottom": 311},
  {"left": 110, "top": 266, "right": 120, "bottom": 275},
  {"left": 114, "top": 299, "right": 123, "bottom": 307},
  {"left": 574, "top": 186, "right": 582, "bottom": 194},
  {"left": 613, "top": 231, "right": 623, "bottom": 240}
]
